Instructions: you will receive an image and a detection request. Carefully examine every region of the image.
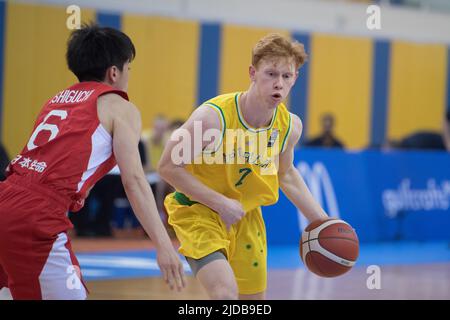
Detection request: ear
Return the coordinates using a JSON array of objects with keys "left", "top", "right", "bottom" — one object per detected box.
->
[
  {"left": 105, "top": 66, "right": 119, "bottom": 83},
  {"left": 249, "top": 65, "right": 256, "bottom": 82}
]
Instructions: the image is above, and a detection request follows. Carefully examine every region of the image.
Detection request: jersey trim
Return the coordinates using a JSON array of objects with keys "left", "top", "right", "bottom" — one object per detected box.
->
[
  {"left": 174, "top": 191, "right": 198, "bottom": 206},
  {"left": 76, "top": 124, "right": 113, "bottom": 192},
  {"left": 234, "top": 93, "right": 278, "bottom": 133},
  {"left": 202, "top": 102, "right": 226, "bottom": 154},
  {"left": 281, "top": 113, "right": 292, "bottom": 153}
]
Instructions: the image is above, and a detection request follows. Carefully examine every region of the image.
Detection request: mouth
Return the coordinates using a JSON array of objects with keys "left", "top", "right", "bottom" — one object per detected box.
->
[{"left": 271, "top": 93, "right": 282, "bottom": 101}]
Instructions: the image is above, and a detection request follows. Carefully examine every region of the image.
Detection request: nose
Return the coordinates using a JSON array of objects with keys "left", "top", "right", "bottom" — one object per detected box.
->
[{"left": 274, "top": 76, "right": 283, "bottom": 90}]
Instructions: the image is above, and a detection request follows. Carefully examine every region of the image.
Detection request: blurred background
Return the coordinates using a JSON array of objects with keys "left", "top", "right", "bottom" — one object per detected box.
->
[{"left": 0, "top": 0, "right": 449, "bottom": 299}]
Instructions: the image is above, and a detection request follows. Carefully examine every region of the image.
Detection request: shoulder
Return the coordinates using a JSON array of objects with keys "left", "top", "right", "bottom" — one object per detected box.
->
[
  {"left": 98, "top": 93, "right": 139, "bottom": 118},
  {"left": 187, "top": 104, "right": 221, "bottom": 131},
  {"left": 290, "top": 113, "right": 303, "bottom": 133},
  {"left": 284, "top": 113, "right": 303, "bottom": 150},
  {"left": 202, "top": 92, "right": 240, "bottom": 116},
  {"left": 205, "top": 92, "right": 238, "bottom": 107},
  {"left": 192, "top": 93, "right": 238, "bottom": 129},
  {"left": 97, "top": 93, "right": 141, "bottom": 135}
]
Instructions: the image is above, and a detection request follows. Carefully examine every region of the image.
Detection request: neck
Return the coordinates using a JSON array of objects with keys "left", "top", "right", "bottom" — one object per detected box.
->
[{"left": 240, "top": 89, "right": 276, "bottom": 129}]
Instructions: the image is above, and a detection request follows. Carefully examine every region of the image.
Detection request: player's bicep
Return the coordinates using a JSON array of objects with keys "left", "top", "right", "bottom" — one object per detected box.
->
[
  {"left": 279, "top": 114, "right": 302, "bottom": 175},
  {"left": 278, "top": 145, "right": 294, "bottom": 176},
  {"left": 159, "top": 105, "right": 221, "bottom": 168}
]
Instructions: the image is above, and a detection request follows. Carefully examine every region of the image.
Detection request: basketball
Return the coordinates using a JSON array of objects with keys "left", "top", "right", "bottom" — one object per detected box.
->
[{"left": 300, "top": 218, "right": 359, "bottom": 277}]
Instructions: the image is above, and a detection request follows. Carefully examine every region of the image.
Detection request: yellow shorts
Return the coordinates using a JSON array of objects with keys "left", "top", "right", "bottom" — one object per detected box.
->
[{"left": 164, "top": 192, "right": 267, "bottom": 295}]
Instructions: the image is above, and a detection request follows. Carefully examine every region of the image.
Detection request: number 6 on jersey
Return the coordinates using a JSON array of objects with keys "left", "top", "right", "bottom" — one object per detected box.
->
[{"left": 27, "top": 110, "right": 68, "bottom": 151}]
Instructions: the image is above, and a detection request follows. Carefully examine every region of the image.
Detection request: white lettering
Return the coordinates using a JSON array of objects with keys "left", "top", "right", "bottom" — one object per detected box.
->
[
  {"left": 366, "top": 265, "right": 382, "bottom": 289},
  {"left": 382, "top": 179, "right": 450, "bottom": 217},
  {"left": 66, "top": 90, "right": 77, "bottom": 103},
  {"left": 366, "top": 5, "right": 381, "bottom": 30},
  {"left": 66, "top": 265, "right": 82, "bottom": 290},
  {"left": 66, "top": 5, "right": 81, "bottom": 30}
]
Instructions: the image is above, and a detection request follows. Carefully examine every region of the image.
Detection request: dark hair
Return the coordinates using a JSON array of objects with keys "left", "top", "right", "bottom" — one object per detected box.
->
[{"left": 66, "top": 23, "right": 136, "bottom": 82}]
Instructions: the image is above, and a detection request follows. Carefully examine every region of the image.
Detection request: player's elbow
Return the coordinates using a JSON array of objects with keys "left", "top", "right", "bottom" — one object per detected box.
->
[
  {"left": 120, "top": 170, "right": 143, "bottom": 192},
  {"left": 278, "top": 164, "right": 295, "bottom": 183},
  {"left": 158, "top": 155, "right": 183, "bottom": 182},
  {"left": 157, "top": 158, "right": 170, "bottom": 180}
]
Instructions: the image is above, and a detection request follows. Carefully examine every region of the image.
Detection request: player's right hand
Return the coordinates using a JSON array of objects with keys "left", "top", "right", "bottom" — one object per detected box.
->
[{"left": 215, "top": 198, "right": 245, "bottom": 230}]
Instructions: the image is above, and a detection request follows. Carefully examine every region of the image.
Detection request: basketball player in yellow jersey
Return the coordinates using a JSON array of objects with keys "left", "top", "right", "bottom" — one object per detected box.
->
[{"left": 158, "top": 34, "right": 328, "bottom": 299}]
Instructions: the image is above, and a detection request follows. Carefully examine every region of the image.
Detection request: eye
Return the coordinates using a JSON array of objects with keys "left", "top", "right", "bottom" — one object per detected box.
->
[{"left": 283, "top": 74, "right": 291, "bottom": 79}]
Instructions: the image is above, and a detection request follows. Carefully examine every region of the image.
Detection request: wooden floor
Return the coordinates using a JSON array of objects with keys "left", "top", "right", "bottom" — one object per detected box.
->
[
  {"left": 87, "top": 263, "right": 450, "bottom": 300},
  {"left": 73, "top": 237, "right": 450, "bottom": 300},
  {"left": 88, "top": 277, "right": 208, "bottom": 300},
  {"left": 1, "top": 237, "right": 448, "bottom": 300}
]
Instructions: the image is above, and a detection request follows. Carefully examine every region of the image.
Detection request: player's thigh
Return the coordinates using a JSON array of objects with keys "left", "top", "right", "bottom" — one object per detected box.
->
[
  {"left": 36, "top": 232, "right": 87, "bottom": 300},
  {"left": 0, "top": 186, "right": 84, "bottom": 299},
  {"left": 2, "top": 231, "right": 86, "bottom": 300},
  {"left": 230, "top": 207, "right": 267, "bottom": 295}
]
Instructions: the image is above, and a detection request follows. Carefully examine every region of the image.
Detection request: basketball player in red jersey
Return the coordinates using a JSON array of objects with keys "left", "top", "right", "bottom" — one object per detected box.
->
[{"left": 0, "top": 24, "right": 185, "bottom": 299}]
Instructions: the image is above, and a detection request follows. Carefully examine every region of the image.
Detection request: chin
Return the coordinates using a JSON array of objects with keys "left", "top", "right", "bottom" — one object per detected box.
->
[
  {"left": 269, "top": 103, "right": 278, "bottom": 110},
  {"left": 267, "top": 99, "right": 281, "bottom": 110}
]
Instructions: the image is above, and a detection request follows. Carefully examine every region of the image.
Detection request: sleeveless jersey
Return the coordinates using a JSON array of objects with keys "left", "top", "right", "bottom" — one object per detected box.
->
[
  {"left": 184, "top": 92, "right": 293, "bottom": 212},
  {"left": 5, "top": 81, "right": 128, "bottom": 211}
]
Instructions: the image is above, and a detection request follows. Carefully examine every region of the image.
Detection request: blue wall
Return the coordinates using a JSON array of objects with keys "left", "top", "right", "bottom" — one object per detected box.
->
[{"left": 263, "top": 149, "right": 450, "bottom": 244}]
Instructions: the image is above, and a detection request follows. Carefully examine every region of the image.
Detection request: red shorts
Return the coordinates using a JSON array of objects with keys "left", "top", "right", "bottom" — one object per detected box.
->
[{"left": 0, "top": 180, "right": 87, "bottom": 300}]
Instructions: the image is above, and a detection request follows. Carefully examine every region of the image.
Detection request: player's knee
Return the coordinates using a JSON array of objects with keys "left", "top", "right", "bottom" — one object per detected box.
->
[{"left": 209, "top": 283, "right": 238, "bottom": 300}]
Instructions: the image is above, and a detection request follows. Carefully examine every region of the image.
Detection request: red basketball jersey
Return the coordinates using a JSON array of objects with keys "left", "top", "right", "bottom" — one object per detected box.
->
[{"left": 5, "top": 81, "right": 128, "bottom": 211}]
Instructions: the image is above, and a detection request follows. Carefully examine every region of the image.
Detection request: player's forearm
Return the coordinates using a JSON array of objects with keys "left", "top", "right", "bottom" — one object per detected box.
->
[
  {"left": 279, "top": 165, "right": 328, "bottom": 222},
  {"left": 158, "top": 164, "right": 226, "bottom": 212},
  {"left": 122, "top": 175, "right": 173, "bottom": 249}
]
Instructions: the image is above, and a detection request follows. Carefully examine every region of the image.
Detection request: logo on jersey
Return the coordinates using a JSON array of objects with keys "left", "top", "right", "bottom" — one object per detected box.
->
[{"left": 267, "top": 129, "right": 279, "bottom": 148}]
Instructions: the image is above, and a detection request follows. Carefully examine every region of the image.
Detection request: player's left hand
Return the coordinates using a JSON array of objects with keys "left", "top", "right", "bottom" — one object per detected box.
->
[{"left": 156, "top": 246, "right": 186, "bottom": 292}]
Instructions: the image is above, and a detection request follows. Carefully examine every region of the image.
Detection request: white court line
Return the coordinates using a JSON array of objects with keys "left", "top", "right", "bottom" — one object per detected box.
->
[{"left": 77, "top": 255, "right": 191, "bottom": 271}]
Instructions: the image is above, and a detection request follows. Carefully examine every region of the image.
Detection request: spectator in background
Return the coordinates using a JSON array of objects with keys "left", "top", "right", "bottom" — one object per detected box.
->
[
  {"left": 141, "top": 114, "right": 170, "bottom": 172},
  {"left": 303, "top": 113, "right": 345, "bottom": 148},
  {"left": 397, "top": 131, "right": 446, "bottom": 150},
  {"left": 443, "top": 109, "right": 450, "bottom": 152}
]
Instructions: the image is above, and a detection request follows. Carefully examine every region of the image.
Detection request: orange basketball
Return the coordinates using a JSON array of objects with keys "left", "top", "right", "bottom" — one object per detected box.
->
[{"left": 300, "top": 218, "right": 359, "bottom": 277}]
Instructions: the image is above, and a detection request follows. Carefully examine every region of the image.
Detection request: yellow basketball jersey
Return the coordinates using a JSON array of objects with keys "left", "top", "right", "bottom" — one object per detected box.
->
[{"left": 181, "top": 92, "right": 293, "bottom": 212}]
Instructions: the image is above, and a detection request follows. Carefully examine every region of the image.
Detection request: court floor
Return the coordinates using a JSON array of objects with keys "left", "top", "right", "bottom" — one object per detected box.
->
[
  {"left": 84, "top": 263, "right": 450, "bottom": 300},
  {"left": 1, "top": 240, "right": 449, "bottom": 300},
  {"left": 81, "top": 240, "right": 450, "bottom": 300}
]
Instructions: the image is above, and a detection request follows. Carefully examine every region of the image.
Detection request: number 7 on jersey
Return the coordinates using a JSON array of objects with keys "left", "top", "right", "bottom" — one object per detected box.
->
[{"left": 235, "top": 167, "right": 252, "bottom": 187}]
